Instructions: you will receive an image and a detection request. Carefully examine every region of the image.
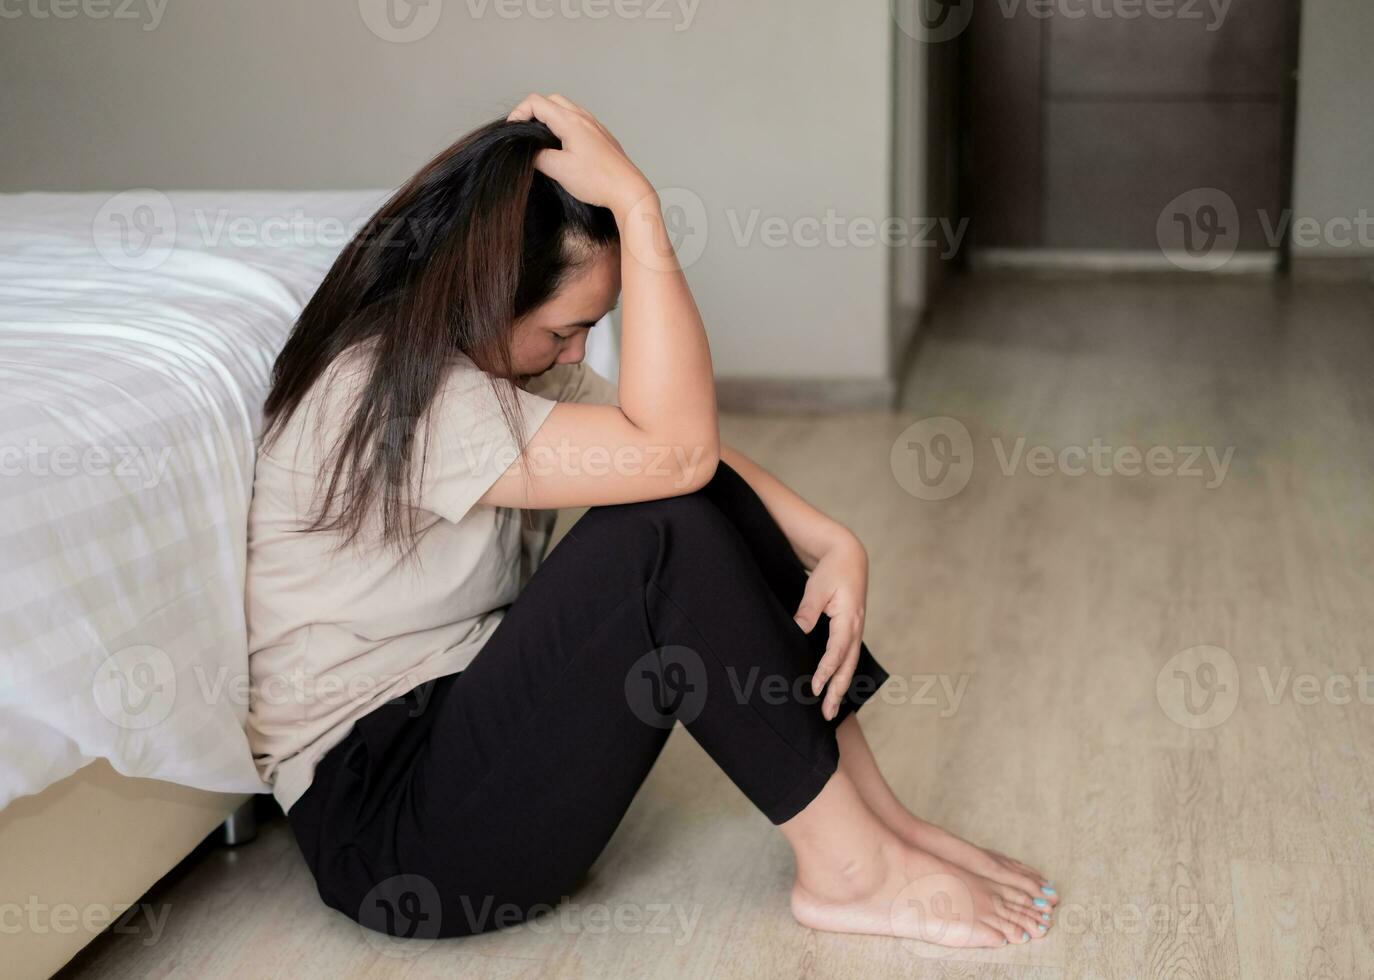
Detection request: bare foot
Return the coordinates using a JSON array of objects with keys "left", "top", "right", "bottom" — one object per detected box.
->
[
  {"left": 831, "top": 713, "right": 1056, "bottom": 916},
  {"left": 897, "top": 817, "right": 1057, "bottom": 914},
  {"left": 790, "top": 837, "right": 1051, "bottom": 948}
]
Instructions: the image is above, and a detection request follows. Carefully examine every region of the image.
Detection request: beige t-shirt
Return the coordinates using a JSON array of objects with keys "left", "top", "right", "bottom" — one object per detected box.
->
[{"left": 244, "top": 338, "right": 619, "bottom": 814}]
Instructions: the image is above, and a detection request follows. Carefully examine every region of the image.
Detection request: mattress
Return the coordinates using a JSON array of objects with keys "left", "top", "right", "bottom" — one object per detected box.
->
[{"left": 0, "top": 188, "right": 618, "bottom": 809}]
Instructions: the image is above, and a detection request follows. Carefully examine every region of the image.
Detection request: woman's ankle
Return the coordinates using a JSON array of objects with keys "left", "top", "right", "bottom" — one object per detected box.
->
[
  {"left": 781, "top": 770, "right": 906, "bottom": 904},
  {"left": 792, "top": 833, "right": 900, "bottom": 905}
]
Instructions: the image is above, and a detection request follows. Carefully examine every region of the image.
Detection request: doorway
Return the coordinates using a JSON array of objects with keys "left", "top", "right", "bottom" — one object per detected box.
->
[{"left": 954, "top": 0, "right": 1304, "bottom": 271}]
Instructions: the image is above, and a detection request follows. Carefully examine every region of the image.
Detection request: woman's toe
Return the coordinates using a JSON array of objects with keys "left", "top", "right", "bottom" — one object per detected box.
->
[
  {"left": 1013, "top": 905, "right": 1048, "bottom": 938},
  {"left": 1006, "top": 869, "right": 1050, "bottom": 903},
  {"left": 997, "top": 883, "right": 1040, "bottom": 913},
  {"left": 969, "top": 919, "right": 1012, "bottom": 948},
  {"left": 994, "top": 915, "right": 1025, "bottom": 945},
  {"left": 993, "top": 850, "right": 1049, "bottom": 883}
]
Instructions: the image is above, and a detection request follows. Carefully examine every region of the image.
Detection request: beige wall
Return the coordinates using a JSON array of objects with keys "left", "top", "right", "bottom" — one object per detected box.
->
[
  {"left": 0, "top": 0, "right": 895, "bottom": 386},
  {"left": 1292, "top": 0, "right": 1374, "bottom": 259}
]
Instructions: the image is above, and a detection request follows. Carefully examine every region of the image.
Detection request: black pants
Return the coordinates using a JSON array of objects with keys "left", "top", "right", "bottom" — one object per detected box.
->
[{"left": 287, "top": 460, "right": 890, "bottom": 940}]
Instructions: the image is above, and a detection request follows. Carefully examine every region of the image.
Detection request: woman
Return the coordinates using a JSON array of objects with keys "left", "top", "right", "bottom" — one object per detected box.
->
[{"left": 244, "top": 93, "right": 1057, "bottom": 949}]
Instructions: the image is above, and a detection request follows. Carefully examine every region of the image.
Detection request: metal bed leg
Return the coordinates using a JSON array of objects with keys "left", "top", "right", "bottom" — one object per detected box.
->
[{"left": 220, "top": 797, "right": 259, "bottom": 846}]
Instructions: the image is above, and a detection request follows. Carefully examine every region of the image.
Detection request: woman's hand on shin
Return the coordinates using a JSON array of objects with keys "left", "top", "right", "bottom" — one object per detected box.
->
[{"left": 793, "top": 528, "right": 869, "bottom": 721}]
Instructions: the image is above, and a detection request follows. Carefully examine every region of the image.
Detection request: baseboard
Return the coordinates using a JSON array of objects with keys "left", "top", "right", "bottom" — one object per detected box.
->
[
  {"left": 971, "top": 248, "right": 1279, "bottom": 275},
  {"left": 714, "top": 375, "right": 896, "bottom": 413},
  {"left": 1290, "top": 255, "right": 1374, "bottom": 282}
]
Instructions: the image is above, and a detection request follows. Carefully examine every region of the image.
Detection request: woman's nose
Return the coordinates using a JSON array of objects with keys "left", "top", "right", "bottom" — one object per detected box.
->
[{"left": 557, "top": 334, "right": 588, "bottom": 364}]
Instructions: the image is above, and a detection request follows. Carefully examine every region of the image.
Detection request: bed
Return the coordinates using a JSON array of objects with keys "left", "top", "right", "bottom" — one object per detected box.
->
[{"left": 0, "top": 188, "right": 622, "bottom": 977}]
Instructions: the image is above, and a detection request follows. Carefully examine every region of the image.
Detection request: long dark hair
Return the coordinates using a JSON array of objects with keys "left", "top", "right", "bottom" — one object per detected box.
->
[{"left": 260, "top": 117, "right": 619, "bottom": 561}]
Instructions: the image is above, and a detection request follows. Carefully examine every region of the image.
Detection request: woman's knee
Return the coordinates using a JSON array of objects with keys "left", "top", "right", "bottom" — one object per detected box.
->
[{"left": 564, "top": 486, "right": 743, "bottom": 578}]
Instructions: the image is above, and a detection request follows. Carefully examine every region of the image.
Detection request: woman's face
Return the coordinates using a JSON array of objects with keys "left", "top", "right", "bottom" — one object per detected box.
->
[{"left": 510, "top": 244, "right": 621, "bottom": 385}]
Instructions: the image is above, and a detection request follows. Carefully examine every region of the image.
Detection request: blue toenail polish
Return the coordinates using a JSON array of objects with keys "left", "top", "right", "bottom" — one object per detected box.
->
[
  {"left": 1034, "top": 898, "right": 1048, "bottom": 907},
  {"left": 1038, "top": 923, "right": 1047, "bottom": 932},
  {"left": 1042, "top": 912, "right": 1050, "bottom": 920},
  {"left": 1022, "top": 931, "right": 1030, "bottom": 941},
  {"left": 1042, "top": 886, "right": 1056, "bottom": 896}
]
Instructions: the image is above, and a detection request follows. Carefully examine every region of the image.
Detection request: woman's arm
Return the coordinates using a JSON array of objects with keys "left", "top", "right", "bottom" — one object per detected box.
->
[
  {"left": 719, "top": 443, "right": 857, "bottom": 571},
  {"left": 478, "top": 94, "right": 720, "bottom": 509}
]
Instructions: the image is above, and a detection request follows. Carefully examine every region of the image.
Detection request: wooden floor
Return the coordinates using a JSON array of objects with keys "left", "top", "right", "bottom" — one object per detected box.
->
[{"left": 62, "top": 273, "right": 1374, "bottom": 979}]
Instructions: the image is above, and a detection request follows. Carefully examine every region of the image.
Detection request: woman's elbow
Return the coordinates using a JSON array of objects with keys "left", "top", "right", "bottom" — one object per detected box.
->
[{"left": 673, "top": 436, "right": 720, "bottom": 493}]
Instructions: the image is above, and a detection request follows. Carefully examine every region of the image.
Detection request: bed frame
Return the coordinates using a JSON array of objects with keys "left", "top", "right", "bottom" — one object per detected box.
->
[{"left": 1, "top": 761, "right": 253, "bottom": 979}]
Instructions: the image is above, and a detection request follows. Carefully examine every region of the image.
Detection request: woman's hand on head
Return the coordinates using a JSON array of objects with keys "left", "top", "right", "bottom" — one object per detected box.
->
[{"left": 506, "top": 93, "right": 653, "bottom": 217}]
